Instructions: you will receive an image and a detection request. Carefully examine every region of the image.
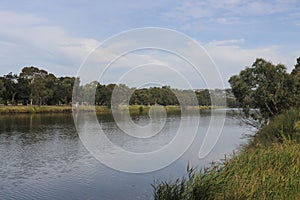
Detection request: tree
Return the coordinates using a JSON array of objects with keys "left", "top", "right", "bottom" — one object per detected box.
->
[
  {"left": 95, "top": 83, "right": 116, "bottom": 106},
  {"left": 0, "top": 78, "right": 6, "bottom": 104},
  {"left": 19, "top": 66, "right": 42, "bottom": 105},
  {"left": 291, "top": 57, "right": 300, "bottom": 108},
  {"left": 30, "top": 69, "right": 50, "bottom": 106},
  {"left": 196, "top": 89, "right": 211, "bottom": 106},
  {"left": 229, "top": 58, "right": 296, "bottom": 123},
  {"left": 53, "top": 77, "right": 75, "bottom": 105},
  {"left": 19, "top": 66, "right": 54, "bottom": 106},
  {"left": 2, "top": 73, "right": 18, "bottom": 105},
  {"left": 291, "top": 57, "right": 300, "bottom": 76},
  {"left": 17, "top": 75, "right": 31, "bottom": 105}
]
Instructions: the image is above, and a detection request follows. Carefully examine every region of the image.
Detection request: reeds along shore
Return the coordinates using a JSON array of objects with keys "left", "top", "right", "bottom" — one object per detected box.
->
[
  {"left": 0, "top": 105, "right": 213, "bottom": 114},
  {"left": 153, "top": 108, "right": 300, "bottom": 200}
]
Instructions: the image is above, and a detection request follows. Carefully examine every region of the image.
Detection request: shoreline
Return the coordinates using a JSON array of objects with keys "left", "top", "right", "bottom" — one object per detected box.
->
[
  {"left": 153, "top": 109, "right": 300, "bottom": 199},
  {"left": 0, "top": 105, "right": 215, "bottom": 114}
]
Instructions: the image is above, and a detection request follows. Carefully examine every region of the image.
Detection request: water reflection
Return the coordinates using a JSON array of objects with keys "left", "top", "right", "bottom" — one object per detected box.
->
[{"left": 0, "top": 111, "right": 251, "bottom": 200}]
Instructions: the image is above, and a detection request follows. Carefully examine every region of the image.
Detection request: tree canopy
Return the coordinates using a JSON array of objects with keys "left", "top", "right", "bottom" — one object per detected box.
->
[
  {"left": 0, "top": 66, "right": 234, "bottom": 107},
  {"left": 229, "top": 57, "right": 300, "bottom": 123}
]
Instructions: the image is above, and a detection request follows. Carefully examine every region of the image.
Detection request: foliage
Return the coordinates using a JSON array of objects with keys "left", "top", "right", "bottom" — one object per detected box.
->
[
  {"left": 0, "top": 66, "right": 236, "bottom": 107},
  {"left": 154, "top": 119, "right": 300, "bottom": 199},
  {"left": 1, "top": 72, "right": 18, "bottom": 105},
  {"left": 0, "top": 78, "right": 6, "bottom": 104},
  {"left": 154, "top": 56, "right": 300, "bottom": 199},
  {"left": 0, "top": 66, "right": 76, "bottom": 106},
  {"left": 229, "top": 58, "right": 300, "bottom": 123},
  {"left": 249, "top": 108, "right": 300, "bottom": 147}
]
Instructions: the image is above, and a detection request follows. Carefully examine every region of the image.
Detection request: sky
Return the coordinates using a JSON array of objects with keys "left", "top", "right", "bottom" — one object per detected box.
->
[{"left": 0, "top": 0, "right": 300, "bottom": 88}]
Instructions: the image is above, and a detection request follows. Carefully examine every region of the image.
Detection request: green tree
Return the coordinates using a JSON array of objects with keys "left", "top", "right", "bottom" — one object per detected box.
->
[
  {"left": 291, "top": 57, "right": 300, "bottom": 76},
  {"left": 0, "top": 78, "right": 6, "bottom": 104},
  {"left": 19, "top": 66, "right": 42, "bottom": 105},
  {"left": 43, "top": 73, "right": 57, "bottom": 105},
  {"left": 196, "top": 89, "right": 211, "bottom": 106},
  {"left": 17, "top": 75, "right": 31, "bottom": 105},
  {"left": 19, "top": 66, "right": 57, "bottom": 106},
  {"left": 31, "top": 70, "right": 50, "bottom": 106},
  {"left": 54, "top": 77, "right": 75, "bottom": 105},
  {"left": 2, "top": 73, "right": 18, "bottom": 105},
  {"left": 229, "top": 58, "right": 295, "bottom": 122},
  {"left": 95, "top": 83, "right": 116, "bottom": 106},
  {"left": 291, "top": 57, "right": 300, "bottom": 108}
]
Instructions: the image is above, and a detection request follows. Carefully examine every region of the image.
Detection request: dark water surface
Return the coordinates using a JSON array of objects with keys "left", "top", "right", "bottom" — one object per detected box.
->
[{"left": 0, "top": 110, "right": 251, "bottom": 200}]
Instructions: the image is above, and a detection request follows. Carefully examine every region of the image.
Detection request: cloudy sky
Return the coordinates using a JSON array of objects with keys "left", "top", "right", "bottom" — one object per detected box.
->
[{"left": 0, "top": 0, "right": 299, "bottom": 88}]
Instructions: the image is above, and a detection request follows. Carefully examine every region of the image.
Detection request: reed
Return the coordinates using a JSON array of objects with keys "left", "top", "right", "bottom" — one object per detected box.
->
[
  {"left": 0, "top": 105, "right": 213, "bottom": 114},
  {"left": 153, "top": 109, "right": 300, "bottom": 200}
]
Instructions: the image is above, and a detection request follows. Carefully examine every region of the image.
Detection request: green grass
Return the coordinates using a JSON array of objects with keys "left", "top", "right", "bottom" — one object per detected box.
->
[
  {"left": 250, "top": 109, "right": 300, "bottom": 147},
  {"left": 0, "top": 105, "right": 73, "bottom": 114},
  {"left": 153, "top": 109, "right": 300, "bottom": 200},
  {"left": 154, "top": 141, "right": 300, "bottom": 200},
  {"left": 0, "top": 105, "right": 213, "bottom": 114}
]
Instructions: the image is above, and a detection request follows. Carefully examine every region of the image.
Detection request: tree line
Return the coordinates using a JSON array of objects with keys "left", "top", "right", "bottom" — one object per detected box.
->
[
  {"left": 0, "top": 67, "right": 76, "bottom": 106},
  {"left": 0, "top": 66, "right": 237, "bottom": 107}
]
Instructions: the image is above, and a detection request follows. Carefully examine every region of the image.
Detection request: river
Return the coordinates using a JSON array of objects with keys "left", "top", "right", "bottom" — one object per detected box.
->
[{"left": 0, "top": 109, "right": 251, "bottom": 200}]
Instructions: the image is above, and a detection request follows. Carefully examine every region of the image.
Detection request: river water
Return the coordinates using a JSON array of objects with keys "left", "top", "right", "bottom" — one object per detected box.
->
[{"left": 0, "top": 109, "right": 251, "bottom": 200}]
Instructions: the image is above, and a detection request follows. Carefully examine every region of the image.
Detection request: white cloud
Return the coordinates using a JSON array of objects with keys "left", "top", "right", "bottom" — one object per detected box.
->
[
  {"left": 203, "top": 40, "right": 297, "bottom": 85},
  {"left": 162, "top": 0, "right": 298, "bottom": 24},
  {"left": 0, "top": 11, "right": 102, "bottom": 75},
  {"left": 208, "top": 38, "right": 245, "bottom": 46},
  {"left": 0, "top": 10, "right": 298, "bottom": 88}
]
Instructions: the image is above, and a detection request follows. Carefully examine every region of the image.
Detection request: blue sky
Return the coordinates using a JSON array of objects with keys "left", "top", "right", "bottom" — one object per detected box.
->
[{"left": 0, "top": 0, "right": 299, "bottom": 88}]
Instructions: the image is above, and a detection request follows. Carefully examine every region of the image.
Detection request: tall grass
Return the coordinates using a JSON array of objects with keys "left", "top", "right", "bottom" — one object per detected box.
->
[
  {"left": 250, "top": 108, "right": 300, "bottom": 147},
  {"left": 154, "top": 141, "right": 300, "bottom": 200},
  {"left": 0, "top": 105, "right": 212, "bottom": 114},
  {"left": 0, "top": 105, "right": 73, "bottom": 114},
  {"left": 153, "top": 109, "right": 300, "bottom": 200}
]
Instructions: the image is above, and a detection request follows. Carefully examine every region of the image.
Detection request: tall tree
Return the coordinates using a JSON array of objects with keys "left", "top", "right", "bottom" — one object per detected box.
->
[
  {"left": 0, "top": 78, "right": 6, "bottom": 104},
  {"left": 291, "top": 57, "right": 300, "bottom": 76},
  {"left": 19, "top": 66, "right": 54, "bottom": 106},
  {"left": 3, "top": 73, "right": 18, "bottom": 105},
  {"left": 19, "top": 66, "right": 41, "bottom": 105},
  {"left": 229, "top": 58, "right": 295, "bottom": 122},
  {"left": 291, "top": 57, "right": 300, "bottom": 108},
  {"left": 54, "top": 77, "right": 75, "bottom": 105}
]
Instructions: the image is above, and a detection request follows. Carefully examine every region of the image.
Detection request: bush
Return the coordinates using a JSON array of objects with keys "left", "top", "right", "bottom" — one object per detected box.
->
[{"left": 250, "top": 108, "right": 300, "bottom": 147}]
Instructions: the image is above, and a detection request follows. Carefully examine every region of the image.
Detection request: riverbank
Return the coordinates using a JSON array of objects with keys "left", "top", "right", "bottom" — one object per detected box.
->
[
  {"left": 154, "top": 109, "right": 300, "bottom": 199},
  {"left": 0, "top": 105, "right": 213, "bottom": 114},
  {"left": 0, "top": 106, "right": 73, "bottom": 114}
]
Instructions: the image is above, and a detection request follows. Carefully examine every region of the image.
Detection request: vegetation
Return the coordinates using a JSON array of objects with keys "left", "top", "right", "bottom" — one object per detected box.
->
[
  {"left": 0, "top": 105, "right": 72, "bottom": 114},
  {"left": 0, "top": 66, "right": 76, "bottom": 106},
  {"left": 249, "top": 109, "right": 300, "bottom": 147},
  {"left": 0, "top": 66, "right": 236, "bottom": 108},
  {"left": 154, "top": 57, "right": 300, "bottom": 199},
  {"left": 229, "top": 58, "right": 300, "bottom": 125},
  {"left": 154, "top": 139, "right": 300, "bottom": 199},
  {"left": 153, "top": 109, "right": 300, "bottom": 200},
  {"left": 0, "top": 105, "right": 214, "bottom": 114}
]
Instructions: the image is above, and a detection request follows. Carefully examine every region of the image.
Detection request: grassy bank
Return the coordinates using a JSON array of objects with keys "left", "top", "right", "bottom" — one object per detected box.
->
[
  {"left": 0, "top": 106, "right": 73, "bottom": 114},
  {"left": 0, "top": 105, "right": 213, "bottom": 114},
  {"left": 154, "top": 109, "right": 300, "bottom": 200},
  {"left": 154, "top": 141, "right": 300, "bottom": 200}
]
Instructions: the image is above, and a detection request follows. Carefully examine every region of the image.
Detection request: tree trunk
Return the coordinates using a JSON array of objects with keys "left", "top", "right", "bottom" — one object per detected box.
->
[{"left": 11, "top": 92, "right": 17, "bottom": 105}]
